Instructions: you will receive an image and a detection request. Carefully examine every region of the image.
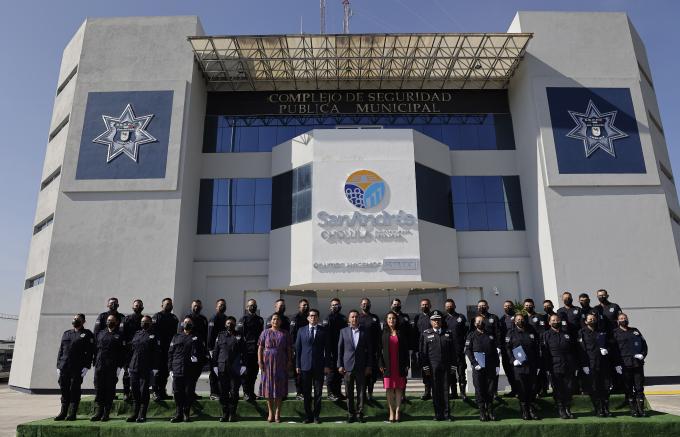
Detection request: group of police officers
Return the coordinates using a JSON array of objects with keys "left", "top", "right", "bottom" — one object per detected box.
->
[{"left": 55, "top": 288, "right": 648, "bottom": 423}]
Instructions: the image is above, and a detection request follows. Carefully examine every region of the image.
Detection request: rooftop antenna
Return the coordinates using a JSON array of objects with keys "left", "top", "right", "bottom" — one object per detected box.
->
[
  {"left": 320, "top": 0, "right": 326, "bottom": 34},
  {"left": 342, "top": 0, "right": 352, "bottom": 34}
]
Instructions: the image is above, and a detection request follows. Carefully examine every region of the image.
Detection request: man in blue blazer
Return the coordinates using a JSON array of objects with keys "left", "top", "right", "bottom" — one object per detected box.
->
[
  {"left": 295, "top": 309, "right": 331, "bottom": 424},
  {"left": 338, "top": 310, "right": 373, "bottom": 422}
]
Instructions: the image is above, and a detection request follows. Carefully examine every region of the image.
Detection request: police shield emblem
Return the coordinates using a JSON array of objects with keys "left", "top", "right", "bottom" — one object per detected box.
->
[{"left": 119, "top": 129, "right": 131, "bottom": 142}]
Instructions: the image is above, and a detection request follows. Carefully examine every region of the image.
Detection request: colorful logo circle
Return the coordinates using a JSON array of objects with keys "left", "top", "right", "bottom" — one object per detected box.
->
[{"left": 344, "top": 170, "right": 386, "bottom": 209}]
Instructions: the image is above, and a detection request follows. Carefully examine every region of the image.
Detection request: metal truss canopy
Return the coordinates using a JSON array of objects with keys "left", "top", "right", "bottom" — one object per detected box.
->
[{"left": 188, "top": 33, "right": 532, "bottom": 91}]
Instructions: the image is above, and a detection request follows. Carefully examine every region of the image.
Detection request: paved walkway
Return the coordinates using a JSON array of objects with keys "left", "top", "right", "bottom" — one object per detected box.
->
[{"left": 1, "top": 381, "right": 679, "bottom": 437}]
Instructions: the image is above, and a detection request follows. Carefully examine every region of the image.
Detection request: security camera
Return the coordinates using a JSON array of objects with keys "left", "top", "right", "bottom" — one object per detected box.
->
[{"left": 492, "top": 287, "right": 500, "bottom": 296}]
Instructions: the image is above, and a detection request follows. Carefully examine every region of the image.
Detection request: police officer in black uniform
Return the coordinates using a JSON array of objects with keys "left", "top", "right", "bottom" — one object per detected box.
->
[
  {"left": 126, "top": 315, "right": 160, "bottom": 423},
  {"left": 524, "top": 298, "right": 548, "bottom": 396},
  {"left": 121, "top": 299, "right": 144, "bottom": 402},
  {"left": 181, "top": 299, "right": 209, "bottom": 399},
  {"left": 94, "top": 297, "right": 124, "bottom": 337},
  {"left": 212, "top": 316, "right": 246, "bottom": 422},
  {"left": 594, "top": 289, "right": 623, "bottom": 334},
  {"left": 579, "top": 293, "right": 599, "bottom": 330},
  {"left": 169, "top": 316, "right": 208, "bottom": 422},
  {"left": 322, "top": 298, "right": 346, "bottom": 401},
  {"left": 612, "top": 313, "right": 648, "bottom": 417},
  {"left": 152, "top": 297, "right": 179, "bottom": 400},
  {"left": 237, "top": 298, "right": 264, "bottom": 401},
  {"left": 578, "top": 313, "right": 613, "bottom": 417},
  {"left": 443, "top": 298, "right": 468, "bottom": 400},
  {"left": 543, "top": 300, "right": 557, "bottom": 318},
  {"left": 541, "top": 314, "right": 577, "bottom": 419},
  {"left": 291, "top": 298, "right": 310, "bottom": 400},
  {"left": 91, "top": 314, "right": 126, "bottom": 422},
  {"left": 55, "top": 313, "right": 95, "bottom": 421},
  {"left": 465, "top": 314, "right": 500, "bottom": 421},
  {"left": 499, "top": 300, "right": 518, "bottom": 398},
  {"left": 469, "top": 299, "right": 501, "bottom": 398},
  {"left": 505, "top": 313, "right": 540, "bottom": 420},
  {"left": 557, "top": 292, "right": 583, "bottom": 339},
  {"left": 420, "top": 311, "right": 457, "bottom": 421},
  {"left": 208, "top": 299, "right": 228, "bottom": 400},
  {"left": 266, "top": 299, "right": 291, "bottom": 331},
  {"left": 412, "top": 298, "right": 433, "bottom": 400},
  {"left": 358, "top": 297, "right": 381, "bottom": 401}
]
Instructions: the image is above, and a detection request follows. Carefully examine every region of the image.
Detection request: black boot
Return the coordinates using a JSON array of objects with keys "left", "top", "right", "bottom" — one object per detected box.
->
[
  {"left": 591, "top": 397, "right": 600, "bottom": 416},
  {"left": 629, "top": 399, "right": 640, "bottom": 417},
  {"left": 602, "top": 399, "right": 612, "bottom": 417},
  {"left": 528, "top": 403, "right": 540, "bottom": 420},
  {"left": 478, "top": 403, "right": 487, "bottom": 421},
  {"left": 90, "top": 403, "right": 103, "bottom": 421},
  {"left": 219, "top": 405, "right": 229, "bottom": 422},
  {"left": 636, "top": 397, "right": 647, "bottom": 417},
  {"left": 486, "top": 403, "right": 496, "bottom": 421},
  {"left": 66, "top": 402, "right": 79, "bottom": 421},
  {"left": 170, "top": 404, "right": 184, "bottom": 423},
  {"left": 54, "top": 403, "right": 68, "bottom": 421},
  {"left": 183, "top": 406, "right": 192, "bottom": 422},
  {"left": 100, "top": 405, "right": 111, "bottom": 422},
  {"left": 127, "top": 402, "right": 140, "bottom": 422},
  {"left": 520, "top": 402, "right": 530, "bottom": 420},
  {"left": 137, "top": 403, "right": 148, "bottom": 423},
  {"left": 421, "top": 387, "right": 432, "bottom": 401},
  {"left": 558, "top": 403, "right": 568, "bottom": 419},
  {"left": 459, "top": 384, "right": 467, "bottom": 401}
]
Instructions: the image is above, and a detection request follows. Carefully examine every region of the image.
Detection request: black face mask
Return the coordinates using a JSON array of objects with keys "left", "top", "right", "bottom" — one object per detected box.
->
[
  {"left": 106, "top": 321, "right": 118, "bottom": 330},
  {"left": 597, "top": 296, "right": 607, "bottom": 304},
  {"left": 618, "top": 320, "right": 629, "bottom": 328},
  {"left": 550, "top": 322, "right": 561, "bottom": 329},
  {"left": 72, "top": 319, "right": 82, "bottom": 328},
  {"left": 392, "top": 305, "right": 402, "bottom": 313},
  {"left": 504, "top": 308, "right": 514, "bottom": 315},
  {"left": 362, "top": 304, "right": 371, "bottom": 312},
  {"left": 525, "top": 306, "right": 535, "bottom": 313},
  {"left": 544, "top": 307, "right": 554, "bottom": 314},
  {"left": 141, "top": 322, "right": 151, "bottom": 330},
  {"left": 133, "top": 306, "right": 143, "bottom": 314},
  {"left": 226, "top": 323, "right": 235, "bottom": 332},
  {"left": 248, "top": 305, "right": 257, "bottom": 314},
  {"left": 278, "top": 306, "right": 286, "bottom": 314},
  {"left": 585, "top": 320, "right": 595, "bottom": 327},
  {"left": 164, "top": 304, "right": 173, "bottom": 313},
  {"left": 478, "top": 308, "right": 488, "bottom": 315},
  {"left": 421, "top": 307, "right": 430, "bottom": 314},
  {"left": 563, "top": 298, "right": 573, "bottom": 306},
  {"left": 515, "top": 320, "right": 524, "bottom": 328},
  {"left": 192, "top": 307, "right": 201, "bottom": 315},
  {"left": 184, "top": 322, "right": 194, "bottom": 331}
]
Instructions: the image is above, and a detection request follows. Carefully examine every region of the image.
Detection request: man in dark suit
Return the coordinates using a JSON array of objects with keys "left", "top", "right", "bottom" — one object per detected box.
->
[
  {"left": 338, "top": 310, "right": 373, "bottom": 423},
  {"left": 295, "top": 309, "right": 331, "bottom": 424}
]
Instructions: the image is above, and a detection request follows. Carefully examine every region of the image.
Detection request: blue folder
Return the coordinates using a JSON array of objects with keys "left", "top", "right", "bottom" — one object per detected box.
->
[
  {"left": 474, "top": 352, "right": 486, "bottom": 368},
  {"left": 512, "top": 345, "right": 527, "bottom": 364}
]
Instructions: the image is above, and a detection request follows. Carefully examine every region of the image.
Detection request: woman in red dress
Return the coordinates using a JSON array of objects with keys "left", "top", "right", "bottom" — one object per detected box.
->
[{"left": 379, "top": 311, "right": 410, "bottom": 422}]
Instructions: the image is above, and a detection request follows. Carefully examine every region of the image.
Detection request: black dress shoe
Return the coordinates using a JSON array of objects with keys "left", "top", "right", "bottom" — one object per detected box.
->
[
  {"left": 421, "top": 394, "right": 432, "bottom": 401},
  {"left": 358, "top": 415, "right": 366, "bottom": 423},
  {"left": 447, "top": 415, "right": 455, "bottom": 422},
  {"left": 347, "top": 415, "right": 356, "bottom": 423},
  {"left": 328, "top": 394, "right": 338, "bottom": 402},
  {"left": 303, "top": 418, "right": 313, "bottom": 424},
  {"left": 314, "top": 418, "right": 322, "bottom": 424}
]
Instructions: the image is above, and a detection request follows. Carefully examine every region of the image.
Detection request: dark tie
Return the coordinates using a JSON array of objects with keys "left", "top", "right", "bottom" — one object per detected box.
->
[{"left": 311, "top": 326, "right": 316, "bottom": 339}]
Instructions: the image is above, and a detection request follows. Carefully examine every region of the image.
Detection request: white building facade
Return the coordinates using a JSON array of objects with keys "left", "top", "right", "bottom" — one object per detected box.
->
[{"left": 10, "top": 11, "right": 680, "bottom": 391}]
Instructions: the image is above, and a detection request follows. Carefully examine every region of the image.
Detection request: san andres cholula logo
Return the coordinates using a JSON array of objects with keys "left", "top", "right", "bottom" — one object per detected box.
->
[{"left": 344, "top": 170, "right": 386, "bottom": 209}]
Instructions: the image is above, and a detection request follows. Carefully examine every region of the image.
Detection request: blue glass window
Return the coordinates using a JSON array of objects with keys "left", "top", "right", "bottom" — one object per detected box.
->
[
  {"left": 202, "top": 113, "right": 515, "bottom": 153},
  {"left": 271, "top": 163, "right": 313, "bottom": 230},
  {"left": 451, "top": 176, "right": 525, "bottom": 231},
  {"left": 197, "top": 178, "right": 272, "bottom": 234}
]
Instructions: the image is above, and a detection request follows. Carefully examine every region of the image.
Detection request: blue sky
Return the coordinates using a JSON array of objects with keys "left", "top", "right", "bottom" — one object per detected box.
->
[{"left": 0, "top": 1, "right": 678, "bottom": 337}]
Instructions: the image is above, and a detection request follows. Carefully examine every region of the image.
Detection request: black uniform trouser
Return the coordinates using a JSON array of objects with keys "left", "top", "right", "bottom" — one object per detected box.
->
[
  {"left": 154, "top": 348, "right": 170, "bottom": 395},
  {"left": 94, "top": 368, "right": 118, "bottom": 407},
  {"left": 501, "top": 350, "right": 517, "bottom": 393},
  {"left": 301, "top": 370, "right": 324, "bottom": 420},
  {"left": 172, "top": 375, "right": 197, "bottom": 413},
  {"left": 58, "top": 372, "right": 83, "bottom": 405},
  {"left": 242, "top": 353, "right": 259, "bottom": 396},
  {"left": 209, "top": 361, "right": 220, "bottom": 395},
  {"left": 344, "top": 370, "right": 366, "bottom": 416},
  {"left": 218, "top": 371, "right": 240, "bottom": 416},
  {"left": 512, "top": 369, "right": 536, "bottom": 403},
  {"left": 472, "top": 367, "right": 495, "bottom": 405},
  {"left": 325, "top": 360, "right": 342, "bottom": 396},
  {"left": 130, "top": 371, "right": 152, "bottom": 405},
  {"left": 123, "top": 368, "right": 131, "bottom": 396},
  {"left": 415, "top": 352, "right": 432, "bottom": 394},
  {"left": 431, "top": 368, "right": 451, "bottom": 418},
  {"left": 551, "top": 371, "right": 574, "bottom": 405},
  {"left": 583, "top": 368, "right": 611, "bottom": 402},
  {"left": 449, "top": 357, "right": 467, "bottom": 395},
  {"left": 623, "top": 366, "right": 645, "bottom": 400}
]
